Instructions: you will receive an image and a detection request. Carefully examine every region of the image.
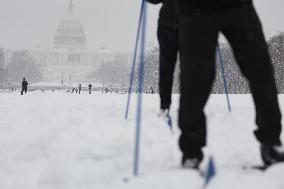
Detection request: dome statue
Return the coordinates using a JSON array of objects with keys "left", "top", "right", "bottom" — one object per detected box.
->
[{"left": 54, "top": 0, "right": 86, "bottom": 50}]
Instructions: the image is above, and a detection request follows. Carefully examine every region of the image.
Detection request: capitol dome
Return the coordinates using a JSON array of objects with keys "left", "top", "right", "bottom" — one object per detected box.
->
[{"left": 54, "top": 0, "right": 86, "bottom": 50}]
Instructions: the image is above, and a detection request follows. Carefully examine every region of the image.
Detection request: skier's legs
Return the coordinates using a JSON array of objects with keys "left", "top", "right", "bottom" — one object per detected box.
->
[
  {"left": 158, "top": 26, "right": 179, "bottom": 110},
  {"left": 221, "top": 5, "right": 282, "bottom": 145},
  {"left": 179, "top": 14, "right": 219, "bottom": 158}
]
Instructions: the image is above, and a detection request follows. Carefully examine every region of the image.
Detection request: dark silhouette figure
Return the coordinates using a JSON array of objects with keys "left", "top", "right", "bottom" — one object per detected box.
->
[
  {"left": 88, "top": 84, "right": 92, "bottom": 94},
  {"left": 11, "top": 85, "right": 14, "bottom": 92},
  {"left": 150, "top": 87, "right": 155, "bottom": 94},
  {"left": 8, "top": 83, "right": 11, "bottom": 93},
  {"left": 178, "top": 0, "right": 284, "bottom": 168},
  {"left": 78, "top": 84, "right": 82, "bottom": 94},
  {"left": 147, "top": 0, "right": 178, "bottom": 112},
  {"left": 21, "top": 78, "right": 28, "bottom": 95}
]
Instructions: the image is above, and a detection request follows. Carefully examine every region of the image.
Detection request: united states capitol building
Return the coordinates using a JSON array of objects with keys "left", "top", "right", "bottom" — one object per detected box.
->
[{"left": 29, "top": 0, "right": 131, "bottom": 82}]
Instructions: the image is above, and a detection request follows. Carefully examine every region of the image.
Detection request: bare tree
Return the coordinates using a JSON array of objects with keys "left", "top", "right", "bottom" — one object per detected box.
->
[
  {"left": 268, "top": 32, "right": 284, "bottom": 93},
  {"left": 88, "top": 60, "right": 130, "bottom": 90},
  {"left": 6, "top": 50, "right": 42, "bottom": 82}
]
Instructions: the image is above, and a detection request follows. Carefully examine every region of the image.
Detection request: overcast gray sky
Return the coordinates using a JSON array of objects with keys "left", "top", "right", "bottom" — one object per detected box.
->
[{"left": 0, "top": 0, "right": 284, "bottom": 51}]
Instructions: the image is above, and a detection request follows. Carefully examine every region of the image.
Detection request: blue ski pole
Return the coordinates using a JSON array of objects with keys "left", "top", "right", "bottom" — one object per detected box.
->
[
  {"left": 125, "top": 0, "right": 145, "bottom": 120},
  {"left": 216, "top": 44, "right": 232, "bottom": 112},
  {"left": 133, "top": 0, "right": 147, "bottom": 177},
  {"left": 203, "top": 156, "right": 217, "bottom": 188}
]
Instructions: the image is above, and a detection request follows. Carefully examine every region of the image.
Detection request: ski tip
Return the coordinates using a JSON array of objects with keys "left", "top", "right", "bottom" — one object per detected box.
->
[{"left": 242, "top": 165, "right": 269, "bottom": 171}]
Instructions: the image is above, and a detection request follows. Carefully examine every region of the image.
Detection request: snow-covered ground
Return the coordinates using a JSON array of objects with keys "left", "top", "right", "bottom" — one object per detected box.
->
[{"left": 0, "top": 91, "right": 283, "bottom": 189}]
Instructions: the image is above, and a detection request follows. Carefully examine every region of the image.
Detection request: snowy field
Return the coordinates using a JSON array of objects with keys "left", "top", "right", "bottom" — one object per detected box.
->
[{"left": 0, "top": 91, "right": 283, "bottom": 189}]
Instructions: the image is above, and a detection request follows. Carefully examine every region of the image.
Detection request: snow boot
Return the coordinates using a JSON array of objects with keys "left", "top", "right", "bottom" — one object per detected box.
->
[
  {"left": 261, "top": 144, "right": 284, "bottom": 166},
  {"left": 182, "top": 155, "right": 203, "bottom": 169}
]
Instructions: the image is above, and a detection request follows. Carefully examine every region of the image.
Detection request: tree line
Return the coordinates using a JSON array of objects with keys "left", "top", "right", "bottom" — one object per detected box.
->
[
  {"left": 91, "top": 32, "right": 284, "bottom": 94},
  {"left": 142, "top": 32, "right": 284, "bottom": 94},
  {"left": 1, "top": 32, "right": 283, "bottom": 93},
  {"left": 0, "top": 50, "right": 42, "bottom": 83}
]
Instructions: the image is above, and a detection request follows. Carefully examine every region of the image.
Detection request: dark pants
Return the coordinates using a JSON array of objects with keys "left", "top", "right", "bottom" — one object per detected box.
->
[
  {"left": 22, "top": 87, "right": 27, "bottom": 94},
  {"left": 157, "top": 26, "right": 179, "bottom": 110},
  {"left": 179, "top": 4, "right": 282, "bottom": 158}
]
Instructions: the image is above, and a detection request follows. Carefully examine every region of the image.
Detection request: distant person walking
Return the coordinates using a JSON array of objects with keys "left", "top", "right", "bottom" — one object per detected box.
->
[
  {"left": 21, "top": 78, "right": 28, "bottom": 95},
  {"left": 11, "top": 85, "right": 14, "bottom": 92},
  {"left": 150, "top": 86, "right": 155, "bottom": 94},
  {"left": 8, "top": 83, "right": 11, "bottom": 93},
  {"left": 88, "top": 83, "right": 92, "bottom": 94},
  {"left": 78, "top": 84, "right": 82, "bottom": 94}
]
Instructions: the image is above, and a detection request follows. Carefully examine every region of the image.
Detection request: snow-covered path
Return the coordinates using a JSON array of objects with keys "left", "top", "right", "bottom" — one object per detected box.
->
[{"left": 0, "top": 91, "right": 283, "bottom": 189}]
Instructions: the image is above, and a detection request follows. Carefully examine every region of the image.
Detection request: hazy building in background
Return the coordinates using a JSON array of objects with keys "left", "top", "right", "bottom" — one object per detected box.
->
[
  {"left": 1, "top": 0, "right": 143, "bottom": 88},
  {"left": 6, "top": 0, "right": 132, "bottom": 83},
  {"left": 30, "top": 0, "right": 102, "bottom": 82},
  {"left": 53, "top": 0, "right": 86, "bottom": 50}
]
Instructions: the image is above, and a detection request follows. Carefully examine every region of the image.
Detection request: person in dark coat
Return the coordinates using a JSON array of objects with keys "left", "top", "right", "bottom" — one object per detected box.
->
[
  {"left": 88, "top": 83, "right": 92, "bottom": 94},
  {"left": 8, "top": 83, "right": 11, "bottom": 93},
  {"left": 178, "top": 0, "right": 284, "bottom": 168},
  {"left": 78, "top": 84, "right": 82, "bottom": 94},
  {"left": 147, "top": 0, "right": 179, "bottom": 114},
  {"left": 150, "top": 86, "right": 155, "bottom": 94},
  {"left": 21, "top": 78, "right": 28, "bottom": 94}
]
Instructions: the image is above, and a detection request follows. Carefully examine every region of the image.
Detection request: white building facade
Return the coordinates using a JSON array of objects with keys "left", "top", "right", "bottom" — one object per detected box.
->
[{"left": 29, "top": 0, "right": 131, "bottom": 82}]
